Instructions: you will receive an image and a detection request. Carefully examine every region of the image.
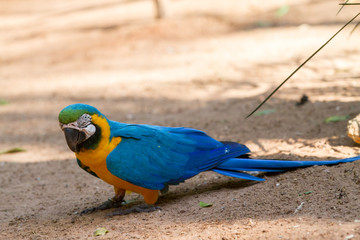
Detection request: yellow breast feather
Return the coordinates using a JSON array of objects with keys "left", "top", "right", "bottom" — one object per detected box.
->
[{"left": 75, "top": 114, "right": 159, "bottom": 204}]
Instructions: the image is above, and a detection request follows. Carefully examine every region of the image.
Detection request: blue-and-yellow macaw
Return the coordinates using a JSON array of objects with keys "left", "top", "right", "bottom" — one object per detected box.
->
[{"left": 59, "top": 103, "right": 360, "bottom": 215}]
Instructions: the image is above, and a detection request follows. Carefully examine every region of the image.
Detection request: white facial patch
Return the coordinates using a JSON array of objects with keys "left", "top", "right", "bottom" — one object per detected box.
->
[
  {"left": 83, "top": 124, "right": 96, "bottom": 139},
  {"left": 60, "top": 113, "right": 96, "bottom": 140},
  {"left": 77, "top": 114, "right": 92, "bottom": 128}
]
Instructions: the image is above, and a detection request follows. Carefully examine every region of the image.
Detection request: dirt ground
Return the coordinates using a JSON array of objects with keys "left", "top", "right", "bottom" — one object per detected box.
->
[{"left": 1, "top": 0, "right": 360, "bottom": 239}]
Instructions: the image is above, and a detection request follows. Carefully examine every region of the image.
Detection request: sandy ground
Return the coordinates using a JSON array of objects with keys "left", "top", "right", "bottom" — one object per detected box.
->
[{"left": 1, "top": 0, "right": 360, "bottom": 239}]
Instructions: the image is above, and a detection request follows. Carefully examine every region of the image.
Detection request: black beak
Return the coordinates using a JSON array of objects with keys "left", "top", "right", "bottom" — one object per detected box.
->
[{"left": 63, "top": 128, "right": 86, "bottom": 152}]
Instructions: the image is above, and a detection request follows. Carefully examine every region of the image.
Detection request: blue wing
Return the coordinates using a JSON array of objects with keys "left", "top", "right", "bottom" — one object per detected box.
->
[
  {"left": 106, "top": 121, "right": 250, "bottom": 190},
  {"left": 105, "top": 121, "right": 360, "bottom": 190}
]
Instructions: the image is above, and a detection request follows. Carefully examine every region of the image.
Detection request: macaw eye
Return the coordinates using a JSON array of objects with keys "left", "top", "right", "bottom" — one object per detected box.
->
[{"left": 77, "top": 114, "right": 92, "bottom": 128}]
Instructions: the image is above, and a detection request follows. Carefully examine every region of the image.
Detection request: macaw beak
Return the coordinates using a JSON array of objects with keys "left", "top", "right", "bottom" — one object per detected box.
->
[{"left": 63, "top": 128, "right": 86, "bottom": 152}]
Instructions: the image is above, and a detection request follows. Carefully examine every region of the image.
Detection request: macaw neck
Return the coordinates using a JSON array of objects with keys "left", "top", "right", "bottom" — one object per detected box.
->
[
  {"left": 75, "top": 114, "right": 121, "bottom": 167},
  {"left": 77, "top": 124, "right": 102, "bottom": 151}
]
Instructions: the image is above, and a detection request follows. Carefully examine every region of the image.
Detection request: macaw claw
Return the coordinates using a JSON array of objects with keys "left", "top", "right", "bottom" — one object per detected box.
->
[
  {"left": 107, "top": 204, "right": 160, "bottom": 216},
  {"left": 80, "top": 198, "right": 125, "bottom": 215}
]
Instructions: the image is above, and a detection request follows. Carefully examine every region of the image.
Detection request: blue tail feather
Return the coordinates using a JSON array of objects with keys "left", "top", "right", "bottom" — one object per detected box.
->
[
  {"left": 214, "top": 155, "right": 360, "bottom": 181},
  {"left": 216, "top": 167, "right": 285, "bottom": 173},
  {"left": 212, "top": 169, "right": 265, "bottom": 181}
]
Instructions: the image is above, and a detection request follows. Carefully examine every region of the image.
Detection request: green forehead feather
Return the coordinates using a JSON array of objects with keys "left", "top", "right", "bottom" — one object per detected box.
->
[{"left": 58, "top": 104, "right": 102, "bottom": 124}]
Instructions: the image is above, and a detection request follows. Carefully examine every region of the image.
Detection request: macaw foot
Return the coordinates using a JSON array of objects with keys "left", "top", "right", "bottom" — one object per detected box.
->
[
  {"left": 107, "top": 204, "right": 160, "bottom": 216},
  {"left": 81, "top": 188, "right": 126, "bottom": 215},
  {"left": 80, "top": 197, "right": 124, "bottom": 215}
]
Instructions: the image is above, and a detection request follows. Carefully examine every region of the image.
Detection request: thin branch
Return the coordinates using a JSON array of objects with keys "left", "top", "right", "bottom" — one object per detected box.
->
[
  {"left": 337, "top": 0, "right": 351, "bottom": 15},
  {"left": 339, "top": 3, "right": 360, "bottom": 5},
  {"left": 246, "top": 11, "right": 360, "bottom": 119},
  {"left": 350, "top": 21, "right": 360, "bottom": 35}
]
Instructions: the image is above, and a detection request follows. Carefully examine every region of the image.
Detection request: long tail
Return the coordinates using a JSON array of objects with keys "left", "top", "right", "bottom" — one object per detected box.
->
[{"left": 214, "top": 155, "right": 360, "bottom": 181}]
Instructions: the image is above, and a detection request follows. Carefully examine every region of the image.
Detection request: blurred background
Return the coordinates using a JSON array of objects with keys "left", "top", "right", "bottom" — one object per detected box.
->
[
  {"left": 1, "top": 0, "right": 360, "bottom": 162},
  {"left": 1, "top": 1, "right": 360, "bottom": 238}
]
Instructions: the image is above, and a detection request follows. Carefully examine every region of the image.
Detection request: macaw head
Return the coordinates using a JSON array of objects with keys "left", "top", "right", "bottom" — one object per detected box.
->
[{"left": 59, "top": 104, "right": 103, "bottom": 152}]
